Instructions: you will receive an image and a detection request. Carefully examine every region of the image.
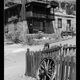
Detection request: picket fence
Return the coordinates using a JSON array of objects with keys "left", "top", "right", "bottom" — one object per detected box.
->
[{"left": 25, "top": 44, "right": 76, "bottom": 80}]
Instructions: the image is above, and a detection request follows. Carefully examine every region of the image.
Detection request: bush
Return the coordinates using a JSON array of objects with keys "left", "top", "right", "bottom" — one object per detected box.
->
[
  {"left": 4, "top": 21, "right": 30, "bottom": 44},
  {"left": 36, "top": 32, "right": 43, "bottom": 39},
  {"left": 25, "top": 35, "right": 34, "bottom": 45}
]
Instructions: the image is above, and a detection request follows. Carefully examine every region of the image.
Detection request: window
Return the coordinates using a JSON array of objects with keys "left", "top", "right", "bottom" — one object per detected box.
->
[
  {"left": 67, "top": 20, "right": 71, "bottom": 27},
  {"left": 67, "top": 20, "right": 71, "bottom": 31},
  {"left": 58, "top": 18, "right": 62, "bottom": 28}
]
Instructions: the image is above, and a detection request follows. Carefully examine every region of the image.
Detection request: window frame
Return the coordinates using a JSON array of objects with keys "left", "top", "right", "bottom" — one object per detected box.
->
[
  {"left": 67, "top": 19, "right": 71, "bottom": 31},
  {"left": 58, "top": 18, "right": 62, "bottom": 28},
  {"left": 67, "top": 19, "right": 71, "bottom": 27}
]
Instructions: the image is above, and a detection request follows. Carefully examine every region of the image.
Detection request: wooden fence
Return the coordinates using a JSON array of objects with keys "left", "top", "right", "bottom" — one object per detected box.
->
[{"left": 25, "top": 44, "right": 76, "bottom": 80}]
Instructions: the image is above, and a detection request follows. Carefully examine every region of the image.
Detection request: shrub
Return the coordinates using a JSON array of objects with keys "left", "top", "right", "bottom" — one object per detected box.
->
[
  {"left": 36, "top": 32, "right": 43, "bottom": 39},
  {"left": 4, "top": 21, "right": 30, "bottom": 44},
  {"left": 25, "top": 35, "right": 34, "bottom": 45}
]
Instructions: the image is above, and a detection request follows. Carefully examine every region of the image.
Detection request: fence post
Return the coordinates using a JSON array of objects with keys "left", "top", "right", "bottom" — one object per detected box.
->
[
  {"left": 73, "top": 57, "right": 76, "bottom": 80},
  {"left": 70, "top": 56, "right": 76, "bottom": 80},
  {"left": 55, "top": 61, "right": 59, "bottom": 80},
  {"left": 65, "top": 56, "right": 69, "bottom": 80},
  {"left": 61, "top": 57, "right": 66, "bottom": 80},
  {"left": 59, "top": 49, "right": 64, "bottom": 80},
  {"left": 55, "top": 46, "right": 61, "bottom": 80},
  {"left": 25, "top": 48, "right": 32, "bottom": 76},
  {"left": 31, "top": 51, "right": 34, "bottom": 77},
  {"left": 25, "top": 48, "right": 30, "bottom": 76},
  {"left": 34, "top": 51, "right": 37, "bottom": 77}
]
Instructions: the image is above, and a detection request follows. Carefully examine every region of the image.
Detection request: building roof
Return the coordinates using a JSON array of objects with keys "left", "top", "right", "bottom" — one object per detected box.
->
[
  {"left": 54, "top": 9, "right": 76, "bottom": 18},
  {"left": 4, "top": 0, "right": 59, "bottom": 9},
  {"left": 25, "top": 0, "right": 58, "bottom": 8},
  {"left": 4, "top": 2, "right": 21, "bottom": 10}
]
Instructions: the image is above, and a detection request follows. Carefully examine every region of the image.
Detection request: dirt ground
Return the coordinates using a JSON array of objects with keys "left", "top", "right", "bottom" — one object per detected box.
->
[{"left": 4, "top": 37, "right": 76, "bottom": 80}]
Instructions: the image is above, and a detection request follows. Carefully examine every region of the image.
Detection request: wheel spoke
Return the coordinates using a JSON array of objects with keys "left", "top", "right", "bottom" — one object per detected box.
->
[
  {"left": 48, "top": 69, "right": 52, "bottom": 72},
  {"left": 52, "top": 64, "right": 55, "bottom": 69},
  {"left": 47, "top": 59, "right": 49, "bottom": 68},
  {"left": 41, "top": 61, "right": 45, "bottom": 69},
  {"left": 40, "top": 64, "right": 45, "bottom": 69},
  {"left": 52, "top": 65, "right": 55, "bottom": 70},
  {"left": 48, "top": 68, "right": 52, "bottom": 71},
  {"left": 38, "top": 58, "right": 55, "bottom": 80},
  {"left": 52, "top": 63, "right": 55, "bottom": 67},
  {"left": 44, "top": 75, "right": 46, "bottom": 80},
  {"left": 46, "top": 73, "right": 52, "bottom": 80},
  {"left": 43, "top": 60, "right": 47, "bottom": 69},
  {"left": 49, "top": 60, "right": 52, "bottom": 65},
  {"left": 48, "top": 70, "right": 52, "bottom": 75}
]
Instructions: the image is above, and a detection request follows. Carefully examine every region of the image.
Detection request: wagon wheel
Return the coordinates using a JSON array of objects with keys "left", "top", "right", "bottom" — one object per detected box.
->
[{"left": 36, "top": 58, "right": 56, "bottom": 80}]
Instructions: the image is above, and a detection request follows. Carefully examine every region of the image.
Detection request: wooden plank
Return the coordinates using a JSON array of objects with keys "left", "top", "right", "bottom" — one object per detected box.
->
[
  {"left": 69, "top": 57, "right": 74, "bottom": 80},
  {"left": 25, "top": 49, "right": 28, "bottom": 75},
  {"left": 67, "top": 57, "right": 71, "bottom": 80},
  {"left": 61, "top": 60, "right": 65, "bottom": 80},
  {"left": 72, "top": 63, "right": 76, "bottom": 80},
  {"left": 27, "top": 51, "right": 32, "bottom": 76},
  {"left": 25, "top": 48, "right": 31, "bottom": 76},
  {"left": 31, "top": 52, "right": 34, "bottom": 77},
  {"left": 55, "top": 64, "right": 58, "bottom": 80},
  {"left": 65, "top": 57, "right": 69, "bottom": 80},
  {"left": 64, "top": 65, "right": 67, "bottom": 80},
  {"left": 56, "top": 64, "right": 60, "bottom": 80},
  {"left": 59, "top": 55, "right": 63, "bottom": 80},
  {"left": 34, "top": 51, "right": 37, "bottom": 76}
]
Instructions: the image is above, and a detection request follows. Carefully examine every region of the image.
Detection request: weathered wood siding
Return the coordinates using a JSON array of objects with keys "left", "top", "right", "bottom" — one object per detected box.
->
[{"left": 52, "top": 13, "right": 76, "bottom": 34}]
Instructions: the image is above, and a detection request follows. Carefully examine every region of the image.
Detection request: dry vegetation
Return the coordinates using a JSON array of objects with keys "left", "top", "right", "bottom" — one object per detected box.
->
[
  {"left": 4, "top": 21, "right": 73, "bottom": 45},
  {"left": 4, "top": 20, "right": 60, "bottom": 45}
]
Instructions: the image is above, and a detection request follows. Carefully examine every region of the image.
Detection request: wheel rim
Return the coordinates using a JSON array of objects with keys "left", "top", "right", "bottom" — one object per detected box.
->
[{"left": 36, "top": 58, "right": 56, "bottom": 80}]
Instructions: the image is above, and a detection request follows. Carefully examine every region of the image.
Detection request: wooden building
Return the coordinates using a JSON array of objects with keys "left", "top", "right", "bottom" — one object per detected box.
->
[
  {"left": 4, "top": 1, "right": 76, "bottom": 35},
  {"left": 24, "top": 1, "right": 58, "bottom": 33},
  {"left": 4, "top": 2, "right": 22, "bottom": 25},
  {"left": 4, "top": 1, "right": 58, "bottom": 34},
  {"left": 52, "top": 10, "right": 76, "bottom": 34}
]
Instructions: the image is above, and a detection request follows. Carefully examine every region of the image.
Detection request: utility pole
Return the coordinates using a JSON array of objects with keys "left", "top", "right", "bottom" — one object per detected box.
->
[
  {"left": 43, "top": 0, "right": 47, "bottom": 33},
  {"left": 20, "top": 0, "right": 29, "bottom": 41},
  {"left": 20, "top": 0, "right": 26, "bottom": 21}
]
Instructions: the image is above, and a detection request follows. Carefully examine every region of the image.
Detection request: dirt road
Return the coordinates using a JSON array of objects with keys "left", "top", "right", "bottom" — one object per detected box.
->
[{"left": 4, "top": 37, "right": 76, "bottom": 55}]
